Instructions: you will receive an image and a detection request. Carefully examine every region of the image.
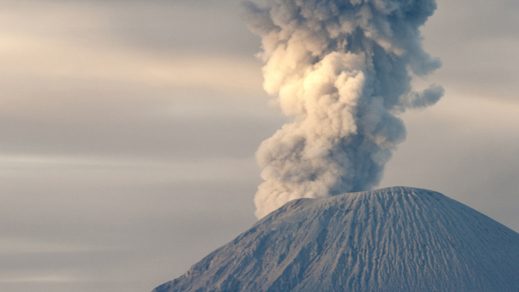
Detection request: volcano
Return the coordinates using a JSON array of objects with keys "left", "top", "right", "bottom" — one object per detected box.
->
[{"left": 152, "top": 187, "right": 519, "bottom": 292}]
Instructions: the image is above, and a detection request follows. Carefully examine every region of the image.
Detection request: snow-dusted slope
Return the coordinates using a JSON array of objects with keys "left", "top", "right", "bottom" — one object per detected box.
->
[{"left": 153, "top": 187, "right": 519, "bottom": 292}]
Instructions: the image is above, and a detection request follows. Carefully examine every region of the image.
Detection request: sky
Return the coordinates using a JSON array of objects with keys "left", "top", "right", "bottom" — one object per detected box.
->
[{"left": 1, "top": 0, "right": 518, "bottom": 291}]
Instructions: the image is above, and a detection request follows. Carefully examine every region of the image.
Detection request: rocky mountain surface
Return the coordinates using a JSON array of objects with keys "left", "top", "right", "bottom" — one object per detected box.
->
[{"left": 153, "top": 187, "right": 519, "bottom": 292}]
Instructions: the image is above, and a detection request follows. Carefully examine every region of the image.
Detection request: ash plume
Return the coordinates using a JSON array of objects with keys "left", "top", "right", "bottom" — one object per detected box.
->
[{"left": 245, "top": 0, "right": 444, "bottom": 218}]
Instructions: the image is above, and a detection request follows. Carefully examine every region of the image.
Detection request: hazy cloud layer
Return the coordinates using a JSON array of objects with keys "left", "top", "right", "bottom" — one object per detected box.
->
[
  {"left": 0, "top": 82, "right": 280, "bottom": 161},
  {"left": 419, "top": 0, "right": 519, "bottom": 101},
  {"left": 0, "top": 0, "right": 278, "bottom": 161}
]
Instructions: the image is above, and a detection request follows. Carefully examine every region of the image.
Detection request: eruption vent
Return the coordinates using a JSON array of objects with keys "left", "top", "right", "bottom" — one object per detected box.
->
[{"left": 246, "top": 0, "right": 444, "bottom": 218}]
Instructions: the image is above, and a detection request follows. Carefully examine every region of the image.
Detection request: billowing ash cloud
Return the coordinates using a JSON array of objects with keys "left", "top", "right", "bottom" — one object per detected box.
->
[{"left": 245, "top": 0, "right": 443, "bottom": 218}]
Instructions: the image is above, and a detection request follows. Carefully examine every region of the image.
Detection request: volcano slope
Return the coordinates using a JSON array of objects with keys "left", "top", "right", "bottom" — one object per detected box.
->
[{"left": 153, "top": 187, "right": 519, "bottom": 292}]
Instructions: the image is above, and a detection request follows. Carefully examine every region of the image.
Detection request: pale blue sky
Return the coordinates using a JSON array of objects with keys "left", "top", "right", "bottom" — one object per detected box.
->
[{"left": 1, "top": 0, "right": 518, "bottom": 291}]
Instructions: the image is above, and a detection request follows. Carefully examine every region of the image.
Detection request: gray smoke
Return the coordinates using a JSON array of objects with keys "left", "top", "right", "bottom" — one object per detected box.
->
[{"left": 245, "top": 0, "right": 443, "bottom": 218}]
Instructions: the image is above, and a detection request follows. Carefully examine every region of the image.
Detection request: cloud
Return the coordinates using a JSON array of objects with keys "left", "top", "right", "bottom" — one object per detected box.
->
[
  {"left": 246, "top": 0, "right": 443, "bottom": 218},
  {"left": 0, "top": 34, "right": 262, "bottom": 94},
  {"left": 0, "top": 0, "right": 264, "bottom": 94},
  {"left": 0, "top": 1, "right": 281, "bottom": 161}
]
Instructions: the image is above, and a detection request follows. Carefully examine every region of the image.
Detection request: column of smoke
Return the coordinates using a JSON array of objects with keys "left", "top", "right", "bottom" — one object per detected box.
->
[{"left": 245, "top": 0, "right": 444, "bottom": 218}]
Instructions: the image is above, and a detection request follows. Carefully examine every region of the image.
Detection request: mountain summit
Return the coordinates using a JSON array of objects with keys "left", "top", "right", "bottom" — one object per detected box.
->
[{"left": 153, "top": 187, "right": 519, "bottom": 292}]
